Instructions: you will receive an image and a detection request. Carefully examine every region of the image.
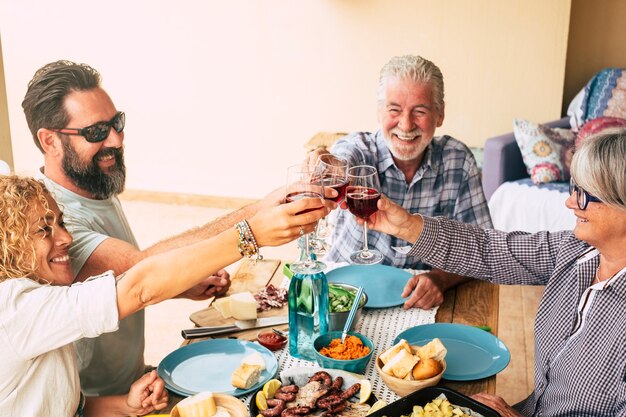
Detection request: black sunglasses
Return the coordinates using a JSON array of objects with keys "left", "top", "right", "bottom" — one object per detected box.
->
[
  {"left": 569, "top": 178, "right": 602, "bottom": 210},
  {"left": 52, "top": 111, "right": 125, "bottom": 143}
]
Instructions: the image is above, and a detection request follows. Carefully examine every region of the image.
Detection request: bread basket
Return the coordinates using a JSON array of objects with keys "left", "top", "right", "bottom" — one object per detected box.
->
[{"left": 375, "top": 354, "right": 446, "bottom": 397}]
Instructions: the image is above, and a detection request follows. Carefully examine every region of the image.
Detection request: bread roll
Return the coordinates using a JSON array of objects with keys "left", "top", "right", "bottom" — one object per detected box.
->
[
  {"left": 380, "top": 339, "right": 413, "bottom": 365},
  {"left": 231, "top": 363, "right": 262, "bottom": 389},
  {"left": 416, "top": 338, "right": 447, "bottom": 361},
  {"left": 411, "top": 358, "right": 443, "bottom": 380},
  {"left": 381, "top": 348, "right": 418, "bottom": 379}
]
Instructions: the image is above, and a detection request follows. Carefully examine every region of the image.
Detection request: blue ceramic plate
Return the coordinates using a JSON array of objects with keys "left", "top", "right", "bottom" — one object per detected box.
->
[
  {"left": 157, "top": 339, "right": 278, "bottom": 397},
  {"left": 394, "top": 323, "right": 510, "bottom": 381},
  {"left": 326, "top": 264, "right": 412, "bottom": 308}
]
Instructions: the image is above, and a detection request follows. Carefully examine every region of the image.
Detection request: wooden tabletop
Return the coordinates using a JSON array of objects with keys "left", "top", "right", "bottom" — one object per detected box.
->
[{"left": 172, "top": 258, "right": 499, "bottom": 409}]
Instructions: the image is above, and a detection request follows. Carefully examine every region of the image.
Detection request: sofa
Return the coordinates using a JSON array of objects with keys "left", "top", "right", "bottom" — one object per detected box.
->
[
  {"left": 482, "top": 117, "right": 575, "bottom": 232},
  {"left": 481, "top": 67, "right": 626, "bottom": 233}
]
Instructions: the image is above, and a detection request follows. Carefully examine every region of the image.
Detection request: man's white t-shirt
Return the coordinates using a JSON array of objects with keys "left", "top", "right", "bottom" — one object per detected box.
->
[
  {"left": 37, "top": 170, "right": 146, "bottom": 396},
  {"left": 0, "top": 273, "right": 118, "bottom": 417}
]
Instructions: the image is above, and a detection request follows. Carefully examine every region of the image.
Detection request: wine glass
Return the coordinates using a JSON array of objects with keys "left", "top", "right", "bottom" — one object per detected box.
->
[
  {"left": 346, "top": 165, "right": 383, "bottom": 264},
  {"left": 309, "top": 154, "right": 349, "bottom": 255},
  {"left": 285, "top": 164, "right": 326, "bottom": 274}
]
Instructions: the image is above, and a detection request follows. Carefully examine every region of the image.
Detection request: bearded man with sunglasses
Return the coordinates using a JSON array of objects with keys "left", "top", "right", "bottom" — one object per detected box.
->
[{"left": 21, "top": 60, "right": 278, "bottom": 396}]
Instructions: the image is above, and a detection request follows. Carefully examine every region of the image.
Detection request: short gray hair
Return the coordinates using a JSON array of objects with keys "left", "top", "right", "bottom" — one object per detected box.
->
[
  {"left": 376, "top": 55, "right": 445, "bottom": 113},
  {"left": 571, "top": 128, "right": 626, "bottom": 211}
]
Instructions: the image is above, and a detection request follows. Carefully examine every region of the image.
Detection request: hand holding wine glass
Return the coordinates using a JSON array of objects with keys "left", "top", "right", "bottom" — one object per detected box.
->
[
  {"left": 285, "top": 164, "right": 326, "bottom": 273},
  {"left": 346, "top": 165, "right": 383, "bottom": 264}
]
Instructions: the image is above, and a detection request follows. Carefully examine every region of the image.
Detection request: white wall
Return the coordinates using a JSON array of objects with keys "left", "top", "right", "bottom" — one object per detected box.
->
[{"left": 0, "top": 0, "right": 571, "bottom": 199}]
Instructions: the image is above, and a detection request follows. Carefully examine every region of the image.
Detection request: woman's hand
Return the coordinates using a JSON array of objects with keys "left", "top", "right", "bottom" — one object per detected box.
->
[
  {"left": 471, "top": 393, "right": 522, "bottom": 417},
  {"left": 126, "top": 370, "right": 169, "bottom": 414},
  {"left": 356, "top": 195, "right": 423, "bottom": 243},
  {"left": 248, "top": 197, "right": 335, "bottom": 247}
]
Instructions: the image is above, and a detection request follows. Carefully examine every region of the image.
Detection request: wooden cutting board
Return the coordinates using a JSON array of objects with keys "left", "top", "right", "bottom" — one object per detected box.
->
[{"left": 189, "top": 258, "right": 284, "bottom": 328}]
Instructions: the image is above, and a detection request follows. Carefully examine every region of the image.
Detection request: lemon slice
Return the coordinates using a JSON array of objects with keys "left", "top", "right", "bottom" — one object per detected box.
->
[
  {"left": 358, "top": 379, "right": 372, "bottom": 404},
  {"left": 255, "top": 391, "right": 268, "bottom": 411},
  {"left": 366, "top": 399, "right": 388, "bottom": 415},
  {"left": 263, "top": 378, "right": 282, "bottom": 399}
]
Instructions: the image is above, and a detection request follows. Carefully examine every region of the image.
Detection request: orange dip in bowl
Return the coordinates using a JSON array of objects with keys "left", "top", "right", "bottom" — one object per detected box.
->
[{"left": 319, "top": 335, "right": 371, "bottom": 360}]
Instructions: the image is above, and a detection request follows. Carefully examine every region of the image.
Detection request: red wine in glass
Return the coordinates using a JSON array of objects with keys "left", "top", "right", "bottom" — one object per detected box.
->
[
  {"left": 286, "top": 191, "right": 324, "bottom": 215},
  {"left": 346, "top": 165, "right": 383, "bottom": 265},
  {"left": 322, "top": 177, "right": 348, "bottom": 203},
  {"left": 346, "top": 186, "right": 380, "bottom": 219}
]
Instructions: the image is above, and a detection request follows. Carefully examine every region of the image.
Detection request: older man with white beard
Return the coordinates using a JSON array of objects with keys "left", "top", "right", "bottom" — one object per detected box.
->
[{"left": 311, "top": 55, "right": 492, "bottom": 310}]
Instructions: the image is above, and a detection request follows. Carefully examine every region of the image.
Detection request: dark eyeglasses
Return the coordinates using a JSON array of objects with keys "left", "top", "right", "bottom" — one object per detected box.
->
[
  {"left": 569, "top": 178, "right": 602, "bottom": 210},
  {"left": 52, "top": 111, "right": 125, "bottom": 143}
]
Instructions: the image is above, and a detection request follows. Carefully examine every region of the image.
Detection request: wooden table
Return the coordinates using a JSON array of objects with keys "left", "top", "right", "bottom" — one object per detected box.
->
[{"left": 165, "top": 258, "right": 499, "bottom": 410}]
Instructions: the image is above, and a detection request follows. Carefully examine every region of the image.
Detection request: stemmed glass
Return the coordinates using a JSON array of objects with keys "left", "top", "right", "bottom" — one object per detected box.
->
[
  {"left": 285, "top": 164, "right": 326, "bottom": 274},
  {"left": 346, "top": 165, "right": 383, "bottom": 264},
  {"left": 309, "top": 154, "right": 349, "bottom": 255}
]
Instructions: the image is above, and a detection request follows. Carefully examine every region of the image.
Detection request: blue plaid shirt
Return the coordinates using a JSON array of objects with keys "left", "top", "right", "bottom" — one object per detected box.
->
[{"left": 325, "top": 131, "right": 492, "bottom": 268}]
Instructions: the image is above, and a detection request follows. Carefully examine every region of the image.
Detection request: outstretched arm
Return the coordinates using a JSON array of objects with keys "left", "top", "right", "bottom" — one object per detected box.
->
[
  {"left": 75, "top": 188, "right": 286, "bottom": 300},
  {"left": 114, "top": 197, "right": 332, "bottom": 320}
]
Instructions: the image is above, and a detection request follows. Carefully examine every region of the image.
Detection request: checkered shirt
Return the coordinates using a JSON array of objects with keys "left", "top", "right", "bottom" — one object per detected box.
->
[
  {"left": 409, "top": 216, "right": 626, "bottom": 417},
  {"left": 325, "top": 131, "right": 492, "bottom": 268}
]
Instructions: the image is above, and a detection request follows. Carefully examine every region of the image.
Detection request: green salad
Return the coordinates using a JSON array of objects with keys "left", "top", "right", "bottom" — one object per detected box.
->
[{"left": 328, "top": 284, "right": 358, "bottom": 313}]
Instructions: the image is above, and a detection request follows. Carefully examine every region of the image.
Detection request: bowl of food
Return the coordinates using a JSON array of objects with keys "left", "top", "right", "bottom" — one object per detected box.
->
[
  {"left": 313, "top": 331, "right": 374, "bottom": 374},
  {"left": 375, "top": 339, "right": 447, "bottom": 397},
  {"left": 256, "top": 329, "right": 287, "bottom": 351},
  {"left": 328, "top": 283, "right": 368, "bottom": 332}
]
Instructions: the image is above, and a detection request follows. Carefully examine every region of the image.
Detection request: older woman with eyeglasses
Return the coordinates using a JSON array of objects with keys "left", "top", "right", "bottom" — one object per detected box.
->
[
  {"left": 357, "top": 129, "right": 626, "bottom": 417},
  {"left": 0, "top": 176, "right": 330, "bottom": 416}
]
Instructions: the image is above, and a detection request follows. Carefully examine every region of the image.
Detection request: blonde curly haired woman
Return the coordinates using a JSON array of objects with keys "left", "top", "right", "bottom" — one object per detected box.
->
[{"left": 0, "top": 176, "right": 329, "bottom": 416}]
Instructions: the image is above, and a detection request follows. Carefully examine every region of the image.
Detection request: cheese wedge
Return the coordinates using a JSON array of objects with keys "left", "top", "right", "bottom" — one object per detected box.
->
[
  {"left": 175, "top": 391, "right": 217, "bottom": 417},
  {"left": 230, "top": 292, "right": 258, "bottom": 320},
  {"left": 231, "top": 363, "right": 262, "bottom": 389},
  {"left": 379, "top": 339, "right": 413, "bottom": 365},
  {"left": 381, "top": 348, "right": 418, "bottom": 379},
  {"left": 241, "top": 352, "right": 266, "bottom": 370},
  {"left": 417, "top": 338, "right": 447, "bottom": 361},
  {"left": 213, "top": 297, "right": 232, "bottom": 319}
]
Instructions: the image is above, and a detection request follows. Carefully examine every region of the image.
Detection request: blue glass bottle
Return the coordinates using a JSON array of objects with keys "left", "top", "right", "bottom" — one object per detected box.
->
[{"left": 288, "top": 269, "right": 329, "bottom": 361}]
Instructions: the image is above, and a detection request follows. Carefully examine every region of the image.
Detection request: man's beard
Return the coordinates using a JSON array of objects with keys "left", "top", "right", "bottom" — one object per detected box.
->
[
  {"left": 61, "top": 139, "right": 126, "bottom": 199},
  {"left": 383, "top": 127, "right": 429, "bottom": 162}
]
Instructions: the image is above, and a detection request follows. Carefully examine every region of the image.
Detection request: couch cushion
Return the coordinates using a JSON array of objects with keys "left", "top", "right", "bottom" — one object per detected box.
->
[
  {"left": 582, "top": 68, "right": 626, "bottom": 123},
  {"left": 513, "top": 119, "right": 576, "bottom": 184},
  {"left": 576, "top": 116, "right": 626, "bottom": 149}
]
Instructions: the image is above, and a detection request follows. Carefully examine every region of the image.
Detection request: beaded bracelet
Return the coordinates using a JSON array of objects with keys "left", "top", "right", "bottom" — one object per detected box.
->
[{"left": 235, "top": 220, "right": 263, "bottom": 262}]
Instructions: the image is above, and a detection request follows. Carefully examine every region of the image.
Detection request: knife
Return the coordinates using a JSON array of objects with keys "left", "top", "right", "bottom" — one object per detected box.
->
[{"left": 181, "top": 316, "right": 289, "bottom": 339}]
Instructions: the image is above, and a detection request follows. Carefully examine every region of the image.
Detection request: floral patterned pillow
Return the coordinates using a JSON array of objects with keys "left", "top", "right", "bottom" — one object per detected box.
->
[{"left": 513, "top": 119, "right": 576, "bottom": 184}]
